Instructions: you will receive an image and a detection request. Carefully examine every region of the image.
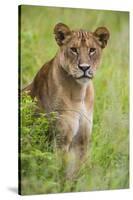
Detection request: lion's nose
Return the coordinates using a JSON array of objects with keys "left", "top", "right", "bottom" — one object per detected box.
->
[{"left": 78, "top": 64, "right": 90, "bottom": 72}]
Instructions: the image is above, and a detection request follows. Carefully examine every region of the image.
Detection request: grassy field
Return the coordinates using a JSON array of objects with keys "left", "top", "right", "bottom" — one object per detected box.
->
[{"left": 20, "top": 5, "right": 129, "bottom": 195}]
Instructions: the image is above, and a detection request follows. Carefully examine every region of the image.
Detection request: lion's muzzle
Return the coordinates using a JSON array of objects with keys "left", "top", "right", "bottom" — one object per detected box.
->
[{"left": 77, "top": 63, "right": 93, "bottom": 79}]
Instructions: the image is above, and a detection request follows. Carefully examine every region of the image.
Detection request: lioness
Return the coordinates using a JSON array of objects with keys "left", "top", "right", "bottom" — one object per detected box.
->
[{"left": 23, "top": 23, "right": 109, "bottom": 176}]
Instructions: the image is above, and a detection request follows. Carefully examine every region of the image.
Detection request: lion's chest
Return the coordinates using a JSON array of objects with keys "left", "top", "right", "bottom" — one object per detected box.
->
[
  {"left": 78, "top": 101, "right": 93, "bottom": 135},
  {"left": 57, "top": 100, "right": 93, "bottom": 137},
  {"left": 49, "top": 87, "right": 93, "bottom": 137}
]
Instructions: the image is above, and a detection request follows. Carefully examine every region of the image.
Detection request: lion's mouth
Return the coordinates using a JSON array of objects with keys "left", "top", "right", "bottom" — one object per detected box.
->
[{"left": 76, "top": 72, "right": 93, "bottom": 79}]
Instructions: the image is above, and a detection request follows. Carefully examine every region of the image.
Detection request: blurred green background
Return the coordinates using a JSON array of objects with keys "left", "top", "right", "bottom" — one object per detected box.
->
[{"left": 20, "top": 5, "right": 129, "bottom": 195}]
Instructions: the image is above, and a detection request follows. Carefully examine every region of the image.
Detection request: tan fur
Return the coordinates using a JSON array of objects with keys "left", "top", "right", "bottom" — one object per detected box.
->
[{"left": 23, "top": 23, "right": 110, "bottom": 177}]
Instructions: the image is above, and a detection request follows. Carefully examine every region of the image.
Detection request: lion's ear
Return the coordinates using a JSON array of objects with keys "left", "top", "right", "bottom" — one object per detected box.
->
[
  {"left": 93, "top": 27, "right": 110, "bottom": 48},
  {"left": 54, "top": 23, "right": 72, "bottom": 46}
]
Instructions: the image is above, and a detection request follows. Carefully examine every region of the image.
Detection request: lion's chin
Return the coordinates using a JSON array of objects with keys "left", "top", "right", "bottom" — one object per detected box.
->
[{"left": 75, "top": 77, "right": 91, "bottom": 85}]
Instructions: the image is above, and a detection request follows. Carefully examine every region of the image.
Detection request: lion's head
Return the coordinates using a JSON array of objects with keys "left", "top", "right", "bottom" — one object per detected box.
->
[{"left": 54, "top": 23, "right": 110, "bottom": 84}]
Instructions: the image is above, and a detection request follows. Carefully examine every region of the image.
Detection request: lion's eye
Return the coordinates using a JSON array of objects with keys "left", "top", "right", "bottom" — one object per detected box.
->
[
  {"left": 70, "top": 47, "right": 78, "bottom": 54},
  {"left": 89, "top": 48, "right": 96, "bottom": 55}
]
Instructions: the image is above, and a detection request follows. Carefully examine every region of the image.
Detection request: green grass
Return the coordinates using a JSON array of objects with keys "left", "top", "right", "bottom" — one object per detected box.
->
[{"left": 19, "top": 5, "right": 129, "bottom": 195}]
